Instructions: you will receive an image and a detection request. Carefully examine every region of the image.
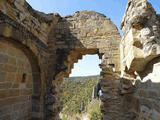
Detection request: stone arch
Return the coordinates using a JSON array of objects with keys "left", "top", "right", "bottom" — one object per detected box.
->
[
  {"left": 54, "top": 49, "right": 101, "bottom": 118},
  {"left": 0, "top": 11, "right": 48, "bottom": 119},
  {"left": 0, "top": 36, "right": 43, "bottom": 119},
  {"left": 48, "top": 11, "right": 122, "bottom": 119},
  {"left": 56, "top": 48, "right": 100, "bottom": 79},
  {"left": 54, "top": 11, "right": 121, "bottom": 77}
]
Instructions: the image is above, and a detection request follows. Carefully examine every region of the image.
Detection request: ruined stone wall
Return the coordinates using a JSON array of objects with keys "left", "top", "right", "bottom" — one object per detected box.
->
[
  {"left": 120, "top": 0, "right": 160, "bottom": 74},
  {"left": 0, "top": 36, "right": 47, "bottom": 120},
  {"left": 121, "top": 0, "right": 160, "bottom": 119},
  {"left": 2, "top": 0, "right": 160, "bottom": 120},
  {"left": 0, "top": 0, "right": 60, "bottom": 44},
  {"left": 0, "top": 1, "right": 125, "bottom": 119},
  {"left": 0, "top": 1, "right": 55, "bottom": 118},
  {"left": 135, "top": 61, "right": 160, "bottom": 120},
  {"left": 0, "top": 39, "right": 33, "bottom": 119},
  {"left": 47, "top": 10, "right": 123, "bottom": 120},
  {"left": 53, "top": 10, "right": 121, "bottom": 76}
]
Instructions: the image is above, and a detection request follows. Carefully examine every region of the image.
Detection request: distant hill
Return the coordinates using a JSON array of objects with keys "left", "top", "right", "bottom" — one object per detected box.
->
[
  {"left": 60, "top": 75, "right": 101, "bottom": 118},
  {"left": 64, "top": 75, "right": 100, "bottom": 82}
]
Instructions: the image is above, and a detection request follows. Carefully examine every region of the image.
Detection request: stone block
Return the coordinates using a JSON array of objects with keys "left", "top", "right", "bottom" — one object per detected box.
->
[
  {"left": 20, "top": 89, "right": 32, "bottom": 95},
  {"left": 7, "top": 46, "right": 19, "bottom": 57},
  {"left": 0, "top": 71, "right": 7, "bottom": 82},
  {"left": 0, "top": 96, "right": 29, "bottom": 107},
  {"left": 15, "top": 74, "right": 22, "bottom": 83},
  {"left": 26, "top": 83, "right": 32, "bottom": 89},
  {"left": 8, "top": 89, "right": 20, "bottom": 97},
  {"left": 0, "top": 83, "right": 12, "bottom": 89},
  {"left": 0, "top": 90, "right": 8, "bottom": 99},
  {"left": 12, "top": 83, "right": 19, "bottom": 88},
  {"left": 2, "top": 64, "right": 17, "bottom": 73},
  {"left": 17, "top": 59, "right": 25, "bottom": 68},
  {"left": 3, "top": 26, "right": 12, "bottom": 38},
  {"left": 8, "top": 57, "right": 17, "bottom": 65},
  {"left": 14, "top": 0, "right": 25, "bottom": 11},
  {"left": 0, "top": 54, "right": 8, "bottom": 64},
  {"left": 138, "top": 90, "right": 148, "bottom": 98},
  {"left": 7, "top": 73, "right": 16, "bottom": 82}
]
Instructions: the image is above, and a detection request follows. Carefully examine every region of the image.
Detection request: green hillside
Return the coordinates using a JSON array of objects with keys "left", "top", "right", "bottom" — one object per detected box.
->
[{"left": 60, "top": 75, "right": 101, "bottom": 119}]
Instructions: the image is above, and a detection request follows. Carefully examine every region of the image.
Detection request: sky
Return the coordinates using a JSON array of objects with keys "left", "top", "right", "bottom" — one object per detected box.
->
[
  {"left": 70, "top": 55, "right": 101, "bottom": 77},
  {"left": 26, "top": 0, "right": 160, "bottom": 77}
]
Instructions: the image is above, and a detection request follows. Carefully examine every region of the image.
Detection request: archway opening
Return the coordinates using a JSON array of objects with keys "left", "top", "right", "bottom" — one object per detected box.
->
[
  {"left": 70, "top": 55, "right": 101, "bottom": 77},
  {"left": 60, "top": 54, "right": 102, "bottom": 120}
]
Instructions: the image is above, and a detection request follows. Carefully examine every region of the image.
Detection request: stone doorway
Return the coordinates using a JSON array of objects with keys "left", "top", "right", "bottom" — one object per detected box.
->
[
  {"left": 46, "top": 10, "right": 121, "bottom": 120},
  {"left": 59, "top": 54, "right": 102, "bottom": 120}
]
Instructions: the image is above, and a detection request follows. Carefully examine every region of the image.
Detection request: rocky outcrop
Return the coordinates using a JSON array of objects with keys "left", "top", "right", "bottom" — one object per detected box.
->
[
  {"left": 121, "top": 0, "right": 160, "bottom": 75},
  {"left": 121, "top": 0, "right": 160, "bottom": 119}
]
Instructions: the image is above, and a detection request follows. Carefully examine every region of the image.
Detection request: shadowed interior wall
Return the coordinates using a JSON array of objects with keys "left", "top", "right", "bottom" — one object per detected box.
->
[{"left": 0, "top": 39, "right": 33, "bottom": 120}]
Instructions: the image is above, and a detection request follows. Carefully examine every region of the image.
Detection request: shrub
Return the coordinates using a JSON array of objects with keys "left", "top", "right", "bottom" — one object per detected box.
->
[{"left": 87, "top": 99, "right": 101, "bottom": 120}]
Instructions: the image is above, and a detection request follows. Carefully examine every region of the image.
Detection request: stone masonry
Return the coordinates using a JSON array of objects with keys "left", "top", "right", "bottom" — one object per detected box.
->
[
  {"left": 120, "top": 0, "right": 160, "bottom": 119},
  {"left": 0, "top": 0, "right": 160, "bottom": 120}
]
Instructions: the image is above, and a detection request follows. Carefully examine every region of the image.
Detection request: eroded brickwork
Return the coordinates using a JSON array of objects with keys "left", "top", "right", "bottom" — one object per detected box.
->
[
  {"left": 0, "top": 0, "right": 60, "bottom": 44},
  {"left": 0, "top": 0, "right": 160, "bottom": 120},
  {"left": 120, "top": 0, "right": 160, "bottom": 119},
  {"left": 48, "top": 11, "right": 121, "bottom": 119}
]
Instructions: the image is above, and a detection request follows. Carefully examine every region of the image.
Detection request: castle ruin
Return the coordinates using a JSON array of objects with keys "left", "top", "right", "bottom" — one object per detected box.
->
[{"left": 0, "top": 0, "right": 160, "bottom": 119}]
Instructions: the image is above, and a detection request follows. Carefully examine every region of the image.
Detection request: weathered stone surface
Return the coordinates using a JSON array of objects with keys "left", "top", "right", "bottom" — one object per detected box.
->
[
  {"left": 46, "top": 10, "right": 121, "bottom": 120},
  {"left": 0, "top": 40, "right": 33, "bottom": 120},
  {"left": 0, "top": 0, "right": 61, "bottom": 45},
  {"left": 0, "top": 0, "right": 160, "bottom": 120},
  {"left": 120, "top": 0, "right": 160, "bottom": 120},
  {"left": 120, "top": 0, "right": 160, "bottom": 74}
]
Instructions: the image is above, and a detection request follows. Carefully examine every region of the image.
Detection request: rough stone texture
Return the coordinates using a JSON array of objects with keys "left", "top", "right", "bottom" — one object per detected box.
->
[
  {"left": 0, "top": 39, "right": 32, "bottom": 120},
  {"left": 120, "top": 0, "right": 160, "bottom": 120},
  {"left": 0, "top": 0, "right": 122, "bottom": 119},
  {"left": 53, "top": 10, "right": 121, "bottom": 80},
  {"left": 1, "top": 0, "right": 160, "bottom": 120},
  {"left": 47, "top": 10, "right": 121, "bottom": 120},
  {"left": 0, "top": 2, "right": 50, "bottom": 118},
  {"left": 120, "top": 0, "right": 160, "bottom": 75},
  {"left": 0, "top": 0, "right": 60, "bottom": 45}
]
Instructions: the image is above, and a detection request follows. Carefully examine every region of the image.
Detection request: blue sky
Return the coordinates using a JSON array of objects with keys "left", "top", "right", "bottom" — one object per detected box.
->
[
  {"left": 70, "top": 55, "right": 101, "bottom": 76},
  {"left": 26, "top": 0, "right": 160, "bottom": 77}
]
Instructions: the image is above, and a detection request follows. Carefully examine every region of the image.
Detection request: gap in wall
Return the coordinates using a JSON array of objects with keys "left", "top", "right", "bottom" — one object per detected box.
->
[{"left": 60, "top": 55, "right": 102, "bottom": 120}]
